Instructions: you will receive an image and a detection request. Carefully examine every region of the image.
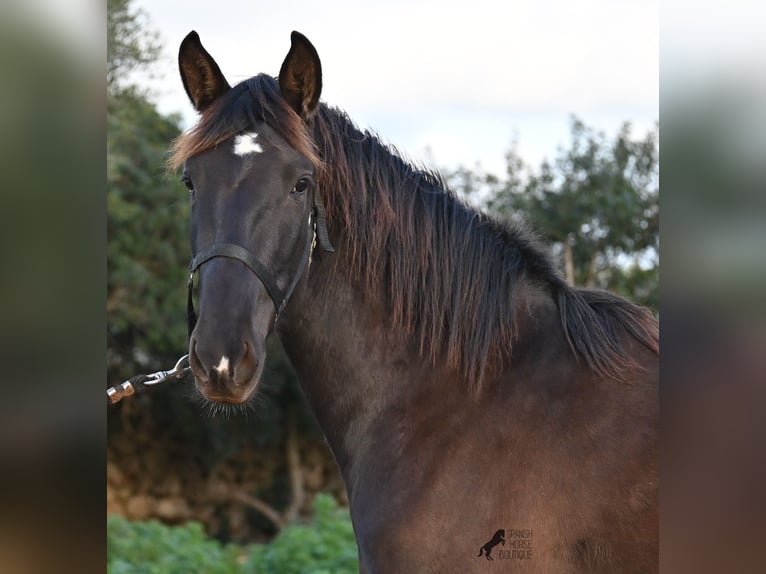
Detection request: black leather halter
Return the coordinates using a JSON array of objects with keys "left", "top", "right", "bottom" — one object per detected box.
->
[{"left": 186, "top": 191, "right": 334, "bottom": 337}]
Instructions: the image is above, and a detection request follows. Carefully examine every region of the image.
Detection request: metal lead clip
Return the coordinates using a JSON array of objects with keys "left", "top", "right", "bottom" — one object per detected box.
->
[
  {"left": 107, "top": 354, "right": 190, "bottom": 405},
  {"left": 143, "top": 354, "right": 190, "bottom": 385}
]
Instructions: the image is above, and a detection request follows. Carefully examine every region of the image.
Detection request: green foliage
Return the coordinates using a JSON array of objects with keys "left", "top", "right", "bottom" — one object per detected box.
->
[
  {"left": 107, "top": 495, "right": 358, "bottom": 574},
  {"left": 107, "top": 515, "right": 242, "bottom": 574},
  {"left": 107, "top": 0, "right": 188, "bottom": 383},
  {"left": 107, "top": 89, "right": 188, "bottom": 383},
  {"left": 246, "top": 495, "right": 358, "bottom": 574}
]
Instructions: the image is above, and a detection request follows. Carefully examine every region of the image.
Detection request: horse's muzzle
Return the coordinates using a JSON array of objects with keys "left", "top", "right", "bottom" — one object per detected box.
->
[{"left": 189, "top": 337, "right": 261, "bottom": 404}]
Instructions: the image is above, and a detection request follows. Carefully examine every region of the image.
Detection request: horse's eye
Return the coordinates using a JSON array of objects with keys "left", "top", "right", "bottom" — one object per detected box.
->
[
  {"left": 181, "top": 176, "right": 194, "bottom": 192},
  {"left": 292, "top": 177, "right": 311, "bottom": 195}
]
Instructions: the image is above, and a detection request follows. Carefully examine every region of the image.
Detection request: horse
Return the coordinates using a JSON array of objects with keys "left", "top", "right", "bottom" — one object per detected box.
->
[{"left": 171, "top": 30, "right": 658, "bottom": 573}]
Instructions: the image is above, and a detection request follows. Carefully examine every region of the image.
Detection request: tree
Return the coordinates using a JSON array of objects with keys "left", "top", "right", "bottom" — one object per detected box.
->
[
  {"left": 449, "top": 117, "right": 659, "bottom": 310},
  {"left": 107, "top": 92, "right": 187, "bottom": 380},
  {"left": 107, "top": 0, "right": 160, "bottom": 95},
  {"left": 107, "top": 0, "right": 187, "bottom": 380}
]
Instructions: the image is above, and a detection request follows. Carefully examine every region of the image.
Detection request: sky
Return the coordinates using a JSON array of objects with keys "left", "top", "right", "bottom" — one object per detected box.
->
[{"left": 132, "top": 0, "right": 658, "bottom": 176}]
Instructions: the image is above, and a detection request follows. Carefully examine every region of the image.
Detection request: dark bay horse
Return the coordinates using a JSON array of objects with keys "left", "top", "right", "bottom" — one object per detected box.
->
[{"left": 171, "top": 31, "right": 658, "bottom": 573}]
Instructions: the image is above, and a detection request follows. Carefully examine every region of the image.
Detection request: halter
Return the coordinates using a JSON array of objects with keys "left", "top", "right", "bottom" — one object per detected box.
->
[{"left": 186, "top": 190, "right": 334, "bottom": 337}]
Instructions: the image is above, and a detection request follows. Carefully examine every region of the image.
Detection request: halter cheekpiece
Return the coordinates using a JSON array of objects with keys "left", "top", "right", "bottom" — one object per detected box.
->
[{"left": 186, "top": 190, "right": 334, "bottom": 337}]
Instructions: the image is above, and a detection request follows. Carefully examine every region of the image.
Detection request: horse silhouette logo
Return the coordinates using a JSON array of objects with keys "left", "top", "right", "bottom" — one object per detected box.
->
[{"left": 478, "top": 529, "right": 506, "bottom": 560}]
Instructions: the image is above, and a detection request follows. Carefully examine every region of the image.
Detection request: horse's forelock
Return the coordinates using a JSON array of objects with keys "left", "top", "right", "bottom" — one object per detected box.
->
[{"left": 168, "top": 75, "right": 320, "bottom": 172}]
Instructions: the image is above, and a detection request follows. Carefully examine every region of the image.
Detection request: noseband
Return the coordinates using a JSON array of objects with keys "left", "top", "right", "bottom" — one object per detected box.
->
[{"left": 186, "top": 191, "right": 334, "bottom": 336}]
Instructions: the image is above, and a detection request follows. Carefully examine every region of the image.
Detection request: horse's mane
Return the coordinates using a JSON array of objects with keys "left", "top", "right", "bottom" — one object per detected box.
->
[{"left": 169, "top": 74, "right": 659, "bottom": 389}]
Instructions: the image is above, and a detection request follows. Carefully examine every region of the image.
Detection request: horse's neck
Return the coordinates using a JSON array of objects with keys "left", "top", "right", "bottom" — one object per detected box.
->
[
  {"left": 277, "top": 238, "right": 560, "bottom": 494},
  {"left": 277, "top": 251, "right": 441, "bottom": 488}
]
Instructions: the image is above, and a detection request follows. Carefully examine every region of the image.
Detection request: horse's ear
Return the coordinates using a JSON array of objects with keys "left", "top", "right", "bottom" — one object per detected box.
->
[
  {"left": 178, "top": 31, "right": 231, "bottom": 112},
  {"left": 279, "top": 31, "right": 322, "bottom": 119}
]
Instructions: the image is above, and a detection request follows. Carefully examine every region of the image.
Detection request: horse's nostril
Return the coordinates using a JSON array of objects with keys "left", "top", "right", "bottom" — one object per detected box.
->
[
  {"left": 188, "top": 339, "right": 208, "bottom": 383},
  {"left": 234, "top": 341, "right": 258, "bottom": 386}
]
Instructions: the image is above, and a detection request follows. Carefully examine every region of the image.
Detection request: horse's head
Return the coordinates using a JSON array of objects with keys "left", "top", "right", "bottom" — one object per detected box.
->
[{"left": 176, "top": 31, "right": 327, "bottom": 404}]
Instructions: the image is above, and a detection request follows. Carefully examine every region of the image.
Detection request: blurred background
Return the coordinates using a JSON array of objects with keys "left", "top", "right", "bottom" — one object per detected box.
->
[{"left": 661, "top": 2, "right": 766, "bottom": 573}]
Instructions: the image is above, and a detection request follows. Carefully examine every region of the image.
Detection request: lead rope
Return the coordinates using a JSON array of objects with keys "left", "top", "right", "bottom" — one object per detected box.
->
[{"left": 107, "top": 354, "right": 190, "bottom": 405}]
